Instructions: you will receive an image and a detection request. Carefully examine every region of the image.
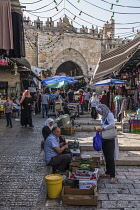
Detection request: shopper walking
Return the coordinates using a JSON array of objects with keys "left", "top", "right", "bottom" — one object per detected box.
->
[
  {"left": 84, "top": 89, "right": 91, "bottom": 111},
  {"left": 41, "top": 92, "right": 49, "bottom": 118},
  {"left": 96, "top": 104, "right": 116, "bottom": 184},
  {"left": 100, "top": 91, "right": 108, "bottom": 106},
  {"left": 79, "top": 90, "right": 84, "bottom": 115},
  {"left": 89, "top": 93, "right": 99, "bottom": 120},
  {"left": 20, "top": 90, "right": 33, "bottom": 128},
  {"left": 4, "top": 97, "right": 13, "bottom": 128}
]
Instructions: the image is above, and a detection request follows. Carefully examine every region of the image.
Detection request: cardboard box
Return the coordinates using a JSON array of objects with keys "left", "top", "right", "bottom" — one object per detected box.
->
[
  {"left": 63, "top": 179, "right": 79, "bottom": 188},
  {"left": 79, "top": 180, "right": 97, "bottom": 189},
  {"left": 61, "top": 186, "right": 98, "bottom": 206},
  {"left": 76, "top": 168, "right": 99, "bottom": 179},
  {"left": 69, "top": 169, "right": 99, "bottom": 181},
  {"left": 74, "top": 156, "right": 100, "bottom": 164},
  {"left": 69, "top": 157, "right": 100, "bottom": 172}
]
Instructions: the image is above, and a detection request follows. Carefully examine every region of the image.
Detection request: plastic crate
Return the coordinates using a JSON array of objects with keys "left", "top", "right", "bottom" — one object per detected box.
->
[
  {"left": 130, "top": 124, "right": 140, "bottom": 129},
  {"left": 131, "top": 128, "right": 140, "bottom": 133},
  {"left": 122, "top": 123, "right": 130, "bottom": 129},
  {"left": 122, "top": 128, "right": 130, "bottom": 133},
  {"left": 61, "top": 127, "right": 75, "bottom": 135},
  {"left": 130, "top": 120, "right": 140, "bottom": 124}
]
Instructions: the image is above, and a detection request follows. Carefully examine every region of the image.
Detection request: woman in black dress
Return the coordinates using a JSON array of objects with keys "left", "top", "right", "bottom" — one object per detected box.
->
[{"left": 20, "top": 90, "right": 33, "bottom": 128}]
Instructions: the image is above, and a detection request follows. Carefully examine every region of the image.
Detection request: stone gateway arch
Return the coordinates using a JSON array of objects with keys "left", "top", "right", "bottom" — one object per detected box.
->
[{"left": 52, "top": 48, "right": 88, "bottom": 76}]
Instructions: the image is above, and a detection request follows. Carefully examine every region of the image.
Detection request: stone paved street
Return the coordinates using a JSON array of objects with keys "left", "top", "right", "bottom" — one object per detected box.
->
[{"left": 0, "top": 115, "right": 140, "bottom": 210}]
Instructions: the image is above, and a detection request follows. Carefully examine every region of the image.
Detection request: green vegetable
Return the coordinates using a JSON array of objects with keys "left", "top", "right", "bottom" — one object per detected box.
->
[{"left": 80, "top": 164, "right": 90, "bottom": 168}]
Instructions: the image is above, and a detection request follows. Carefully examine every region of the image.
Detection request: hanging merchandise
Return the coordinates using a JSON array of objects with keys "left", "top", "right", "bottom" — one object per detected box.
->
[
  {"left": 0, "top": 0, "right": 13, "bottom": 50},
  {"left": 9, "top": 12, "right": 25, "bottom": 58},
  {"left": 0, "top": 59, "right": 8, "bottom": 66}
]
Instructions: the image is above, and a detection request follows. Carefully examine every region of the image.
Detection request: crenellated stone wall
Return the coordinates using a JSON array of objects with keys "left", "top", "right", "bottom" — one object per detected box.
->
[{"left": 24, "top": 16, "right": 131, "bottom": 78}]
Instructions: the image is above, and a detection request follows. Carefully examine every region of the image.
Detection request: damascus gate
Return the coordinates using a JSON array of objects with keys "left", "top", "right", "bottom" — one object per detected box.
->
[{"left": 24, "top": 15, "right": 129, "bottom": 79}]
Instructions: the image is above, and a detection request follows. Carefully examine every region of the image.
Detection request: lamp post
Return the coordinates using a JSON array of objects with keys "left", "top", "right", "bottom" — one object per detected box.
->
[{"left": 14, "top": 63, "right": 18, "bottom": 75}]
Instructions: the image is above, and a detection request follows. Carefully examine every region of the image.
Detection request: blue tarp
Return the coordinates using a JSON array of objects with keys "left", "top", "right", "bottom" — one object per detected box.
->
[
  {"left": 93, "top": 79, "right": 130, "bottom": 86},
  {"left": 41, "top": 76, "right": 75, "bottom": 86}
]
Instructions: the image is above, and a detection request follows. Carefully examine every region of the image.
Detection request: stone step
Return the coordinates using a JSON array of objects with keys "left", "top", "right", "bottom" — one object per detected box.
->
[
  {"left": 75, "top": 120, "right": 121, "bottom": 126},
  {"left": 79, "top": 115, "right": 93, "bottom": 118},
  {"left": 80, "top": 145, "right": 140, "bottom": 151},
  {"left": 81, "top": 150, "right": 140, "bottom": 166},
  {"left": 75, "top": 126, "right": 122, "bottom": 132}
]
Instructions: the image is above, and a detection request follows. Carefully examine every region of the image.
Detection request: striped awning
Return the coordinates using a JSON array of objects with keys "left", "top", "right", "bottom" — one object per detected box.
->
[
  {"left": 10, "top": 0, "right": 22, "bottom": 13},
  {"left": 92, "top": 36, "right": 140, "bottom": 81}
]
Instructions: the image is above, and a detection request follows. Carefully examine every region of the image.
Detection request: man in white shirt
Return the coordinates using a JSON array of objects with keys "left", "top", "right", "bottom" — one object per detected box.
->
[{"left": 84, "top": 89, "right": 91, "bottom": 111}]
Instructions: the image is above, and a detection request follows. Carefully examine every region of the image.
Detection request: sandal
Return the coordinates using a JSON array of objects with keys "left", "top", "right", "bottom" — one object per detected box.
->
[
  {"left": 110, "top": 178, "right": 116, "bottom": 184},
  {"left": 99, "top": 174, "right": 110, "bottom": 178}
]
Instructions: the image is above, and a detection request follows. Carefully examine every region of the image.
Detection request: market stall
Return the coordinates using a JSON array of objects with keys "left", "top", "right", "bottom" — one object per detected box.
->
[{"left": 45, "top": 140, "right": 100, "bottom": 206}]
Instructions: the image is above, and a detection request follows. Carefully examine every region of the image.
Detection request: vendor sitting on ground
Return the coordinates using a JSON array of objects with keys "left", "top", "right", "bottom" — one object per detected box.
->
[{"left": 44, "top": 127, "right": 71, "bottom": 172}]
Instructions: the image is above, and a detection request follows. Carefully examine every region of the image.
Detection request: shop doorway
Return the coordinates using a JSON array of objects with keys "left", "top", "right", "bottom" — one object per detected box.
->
[{"left": 56, "top": 61, "right": 83, "bottom": 76}]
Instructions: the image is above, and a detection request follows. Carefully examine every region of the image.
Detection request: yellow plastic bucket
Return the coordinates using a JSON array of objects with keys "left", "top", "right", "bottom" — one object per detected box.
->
[{"left": 45, "top": 174, "right": 62, "bottom": 198}]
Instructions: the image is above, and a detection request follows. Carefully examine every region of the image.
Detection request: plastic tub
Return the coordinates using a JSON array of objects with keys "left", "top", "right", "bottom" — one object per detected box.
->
[{"left": 45, "top": 174, "right": 62, "bottom": 198}]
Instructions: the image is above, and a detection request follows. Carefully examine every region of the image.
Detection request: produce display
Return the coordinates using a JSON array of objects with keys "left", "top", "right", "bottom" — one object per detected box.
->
[{"left": 80, "top": 164, "right": 90, "bottom": 169}]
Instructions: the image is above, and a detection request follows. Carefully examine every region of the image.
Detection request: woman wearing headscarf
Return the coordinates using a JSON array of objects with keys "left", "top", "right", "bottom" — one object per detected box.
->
[
  {"left": 89, "top": 93, "right": 99, "bottom": 120},
  {"left": 42, "top": 118, "right": 54, "bottom": 141},
  {"left": 20, "top": 90, "right": 33, "bottom": 128},
  {"left": 96, "top": 104, "right": 116, "bottom": 184}
]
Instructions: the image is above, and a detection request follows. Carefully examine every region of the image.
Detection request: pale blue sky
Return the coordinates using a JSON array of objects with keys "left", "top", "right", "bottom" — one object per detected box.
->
[{"left": 21, "top": 0, "right": 140, "bottom": 39}]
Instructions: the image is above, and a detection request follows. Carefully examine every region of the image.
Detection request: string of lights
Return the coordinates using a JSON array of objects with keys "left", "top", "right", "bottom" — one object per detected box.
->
[
  {"left": 66, "top": 0, "right": 140, "bottom": 26},
  {"left": 21, "top": 0, "right": 44, "bottom": 4},
  {"left": 25, "top": 0, "right": 63, "bottom": 12},
  {"left": 21, "top": 0, "right": 140, "bottom": 49},
  {"left": 26, "top": 8, "right": 64, "bottom": 18},
  {"left": 22, "top": 0, "right": 140, "bottom": 31},
  {"left": 83, "top": 0, "right": 140, "bottom": 15},
  {"left": 100, "top": 0, "right": 140, "bottom": 9}
]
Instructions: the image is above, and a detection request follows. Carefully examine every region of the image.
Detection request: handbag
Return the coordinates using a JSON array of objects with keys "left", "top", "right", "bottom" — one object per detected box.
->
[{"left": 102, "top": 126, "right": 117, "bottom": 139}]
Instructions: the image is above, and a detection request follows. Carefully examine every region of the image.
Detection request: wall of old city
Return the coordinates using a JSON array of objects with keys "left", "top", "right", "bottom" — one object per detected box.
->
[
  {"left": 24, "top": 16, "right": 130, "bottom": 78},
  {"left": 25, "top": 31, "right": 101, "bottom": 77}
]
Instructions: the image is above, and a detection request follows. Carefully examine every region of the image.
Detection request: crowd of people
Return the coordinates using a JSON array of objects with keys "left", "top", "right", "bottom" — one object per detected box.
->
[
  {"left": 3, "top": 88, "right": 117, "bottom": 183},
  {"left": 3, "top": 88, "right": 110, "bottom": 128}
]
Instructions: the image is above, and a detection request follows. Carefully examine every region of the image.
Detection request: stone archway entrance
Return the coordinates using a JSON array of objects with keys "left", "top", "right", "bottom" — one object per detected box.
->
[
  {"left": 51, "top": 48, "right": 88, "bottom": 76},
  {"left": 56, "top": 61, "right": 83, "bottom": 76}
]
